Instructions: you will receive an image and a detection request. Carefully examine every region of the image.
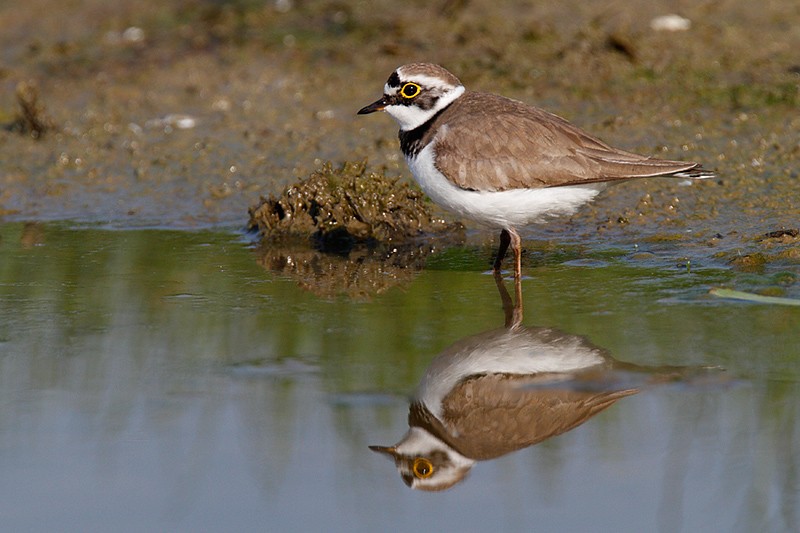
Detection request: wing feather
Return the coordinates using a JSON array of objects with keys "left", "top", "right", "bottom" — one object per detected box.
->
[
  {"left": 439, "top": 373, "right": 637, "bottom": 460},
  {"left": 432, "top": 92, "right": 705, "bottom": 191}
]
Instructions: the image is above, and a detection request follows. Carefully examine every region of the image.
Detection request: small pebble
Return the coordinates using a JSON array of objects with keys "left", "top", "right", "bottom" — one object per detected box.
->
[{"left": 650, "top": 15, "right": 692, "bottom": 32}]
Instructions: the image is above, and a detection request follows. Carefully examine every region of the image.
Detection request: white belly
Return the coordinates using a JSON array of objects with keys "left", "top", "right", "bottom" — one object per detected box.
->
[{"left": 407, "top": 144, "right": 604, "bottom": 229}]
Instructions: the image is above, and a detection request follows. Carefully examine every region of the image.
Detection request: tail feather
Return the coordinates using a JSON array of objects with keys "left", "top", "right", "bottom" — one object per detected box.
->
[
  {"left": 578, "top": 147, "right": 716, "bottom": 180},
  {"left": 670, "top": 166, "right": 715, "bottom": 179}
]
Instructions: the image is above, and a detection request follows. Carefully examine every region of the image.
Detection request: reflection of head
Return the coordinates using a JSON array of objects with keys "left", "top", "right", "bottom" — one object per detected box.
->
[{"left": 370, "top": 427, "right": 474, "bottom": 491}]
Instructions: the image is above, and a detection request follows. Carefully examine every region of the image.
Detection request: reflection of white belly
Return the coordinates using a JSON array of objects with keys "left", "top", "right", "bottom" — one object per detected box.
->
[
  {"left": 416, "top": 327, "right": 607, "bottom": 418},
  {"left": 407, "top": 145, "right": 605, "bottom": 229}
]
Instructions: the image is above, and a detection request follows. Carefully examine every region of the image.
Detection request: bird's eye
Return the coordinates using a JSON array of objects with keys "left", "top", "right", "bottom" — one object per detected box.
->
[
  {"left": 400, "top": 83, "right": 421, "bottom": 99},
  {"left": 412, "top": 457, "right": 434, "bottom": 478}
]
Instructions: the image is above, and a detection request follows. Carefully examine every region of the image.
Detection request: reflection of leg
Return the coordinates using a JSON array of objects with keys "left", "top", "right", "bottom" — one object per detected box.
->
[
  {"left": 512, "top": 269, "right": 523, "bottom": 329},
  {"left": 493, "top": 269, "right": 523, "bottom": 330},
  {"left": 493, "top": 270, "right": 514, "bottom": 323},
  {"left": 493, "top": 229, "right": 511, "bottom": 273}
]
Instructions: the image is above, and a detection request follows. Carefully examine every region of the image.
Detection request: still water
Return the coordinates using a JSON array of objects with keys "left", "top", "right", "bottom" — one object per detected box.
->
[{"left": 1, "top": 223, "right": 798, "bottom": 532}]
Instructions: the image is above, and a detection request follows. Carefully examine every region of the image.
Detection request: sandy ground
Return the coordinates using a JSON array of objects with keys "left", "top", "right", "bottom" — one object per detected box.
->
[{"left": 1, "top": 0, "right": 798, "bottom": 265}]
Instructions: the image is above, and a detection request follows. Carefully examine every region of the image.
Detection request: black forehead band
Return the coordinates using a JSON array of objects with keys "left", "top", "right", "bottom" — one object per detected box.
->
[{"left": 387, "top": 72, "right": 401, "bottom": 88}]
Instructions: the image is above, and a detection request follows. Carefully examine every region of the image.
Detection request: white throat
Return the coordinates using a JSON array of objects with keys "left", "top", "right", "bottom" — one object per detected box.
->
[
  {"left": 396, "top": 427, "right": 474, "bottom": 468},
  {"left": 385, "top": 85, "right": 465, "bottom": 131}
]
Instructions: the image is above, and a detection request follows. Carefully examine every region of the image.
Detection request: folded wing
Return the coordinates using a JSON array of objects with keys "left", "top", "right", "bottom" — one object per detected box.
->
[{"left": 433, "top": 92, "right": 707, "bottom": 191}]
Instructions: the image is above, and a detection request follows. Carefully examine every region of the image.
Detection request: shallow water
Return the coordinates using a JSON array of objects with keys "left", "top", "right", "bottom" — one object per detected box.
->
[{"left": 1, "top": 222, "right": 798, "bottom": 531}]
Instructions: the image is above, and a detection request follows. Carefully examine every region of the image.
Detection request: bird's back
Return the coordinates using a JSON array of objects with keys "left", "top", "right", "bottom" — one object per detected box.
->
[{"left": 425, "top": 91, "right": 707, "bottom": 192}]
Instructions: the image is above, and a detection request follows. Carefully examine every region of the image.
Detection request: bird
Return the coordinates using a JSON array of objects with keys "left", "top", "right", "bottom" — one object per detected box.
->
[
  {"left": 358, "top": 63, "right": 714, "bottom": 280},
  {"left": 369, "top": 320, "right": 639, "bottom": 491},
  {"left": 369, "top": 274, "right": 723, "bottom": 491}
]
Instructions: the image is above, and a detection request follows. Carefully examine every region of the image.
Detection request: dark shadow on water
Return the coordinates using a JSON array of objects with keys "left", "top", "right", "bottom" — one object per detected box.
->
[{"left": 370, "top": 273, "right": 727, "bottom": 491}]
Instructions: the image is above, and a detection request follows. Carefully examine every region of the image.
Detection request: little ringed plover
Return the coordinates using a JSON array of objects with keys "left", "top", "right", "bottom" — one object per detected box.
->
[{"left": 358, "top": 62, "right": 713, "bottom": 279}]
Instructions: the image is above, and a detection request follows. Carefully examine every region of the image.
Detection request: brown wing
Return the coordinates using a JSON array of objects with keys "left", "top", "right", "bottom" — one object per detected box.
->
[
  {"left": 439, "top": 373, "right": 637, "bottom": 460},
  {"left": 432, "top": 92, "right": 701, "bottom": 191}
]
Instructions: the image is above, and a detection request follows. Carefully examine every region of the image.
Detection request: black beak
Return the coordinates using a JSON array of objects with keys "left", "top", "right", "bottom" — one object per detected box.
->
[
  {"left": 357, "top": 97, "right": 387, "bottom": 115},
  {"left": 369, "top": 445, "right": 399, "bottom": 460}
]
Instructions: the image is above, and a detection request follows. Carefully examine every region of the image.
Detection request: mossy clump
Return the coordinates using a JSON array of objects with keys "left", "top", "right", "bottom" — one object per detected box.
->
[
  {"left": 729, "top": 252, "right": 768, "bottom": 272},
  {"left": 247, "top": 160, "right": 462, "bottom": 251}
]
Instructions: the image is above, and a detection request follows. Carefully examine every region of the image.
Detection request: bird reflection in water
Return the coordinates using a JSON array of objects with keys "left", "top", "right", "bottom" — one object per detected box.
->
[{"left": 371, "top": 273, "right": 719, "bottom": 491}]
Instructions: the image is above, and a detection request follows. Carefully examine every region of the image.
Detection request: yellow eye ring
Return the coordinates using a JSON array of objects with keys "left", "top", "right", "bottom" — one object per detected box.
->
[
  {"left": 400, "top": 82, "right": 421, "bottom": 99},
  {"left": 412, "top": 457, "right": 434, "bottom": 478}
]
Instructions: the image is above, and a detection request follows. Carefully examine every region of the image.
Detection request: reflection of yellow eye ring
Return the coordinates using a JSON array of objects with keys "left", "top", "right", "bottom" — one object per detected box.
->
[
  {"left": 400, "top": 83, "right": 421, "bottom": 99},
  {"left": 412, "top": 457, "right": 434, "bottom": 478}
]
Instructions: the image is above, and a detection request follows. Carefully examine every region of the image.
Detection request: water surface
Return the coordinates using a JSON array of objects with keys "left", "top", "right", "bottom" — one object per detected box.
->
[{"left": 1, "top": 223, "right": 798, "bottom": 531}]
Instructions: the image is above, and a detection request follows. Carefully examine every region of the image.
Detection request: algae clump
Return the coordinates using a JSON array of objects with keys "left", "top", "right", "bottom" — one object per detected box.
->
[{"left": 248, "top": 160, "right": 461, "bottom": 251}]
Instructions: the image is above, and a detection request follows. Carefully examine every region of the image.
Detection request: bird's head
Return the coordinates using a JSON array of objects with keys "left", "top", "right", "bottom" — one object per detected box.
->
[
  {"left": 369, "top": 427, "right": 474, "bottom": 491},
  {"left": 358, "top": 63, "right": 465, "bottom": 131}
]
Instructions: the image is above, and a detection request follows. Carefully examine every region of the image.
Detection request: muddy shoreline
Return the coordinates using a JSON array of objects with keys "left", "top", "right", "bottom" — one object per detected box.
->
[{"left": 1, "top": 0, "right": 798, "bottom": 272}]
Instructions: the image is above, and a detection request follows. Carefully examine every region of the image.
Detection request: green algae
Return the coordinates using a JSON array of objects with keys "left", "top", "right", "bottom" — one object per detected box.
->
[{"left": 710, "top": 287, "right": 800, "bottom": 307}]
